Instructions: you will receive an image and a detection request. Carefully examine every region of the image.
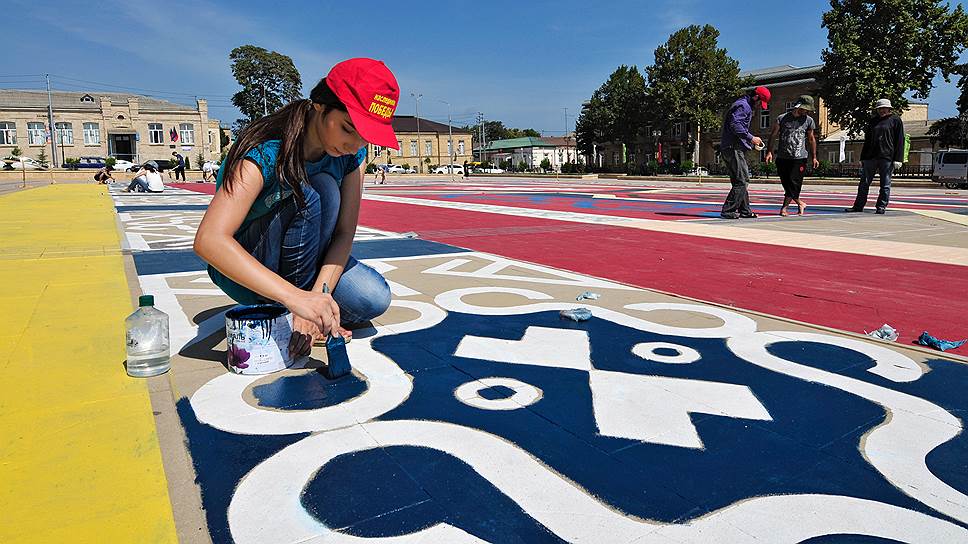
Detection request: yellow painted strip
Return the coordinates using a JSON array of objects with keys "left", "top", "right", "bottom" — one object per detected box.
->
[
  {"left": 911, "top": 209, "right": 968, "bottom": 227},
  {"left": 0, "top": 185, "right": 177, "bottom": 543}
]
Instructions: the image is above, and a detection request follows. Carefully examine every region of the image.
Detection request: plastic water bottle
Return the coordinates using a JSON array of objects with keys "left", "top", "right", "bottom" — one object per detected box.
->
[{"left": 125, "top": 295, "right": 171, "bottom": 377}]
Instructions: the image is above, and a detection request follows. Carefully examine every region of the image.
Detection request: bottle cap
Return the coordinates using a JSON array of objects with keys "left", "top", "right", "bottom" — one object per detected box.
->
[{"left": 138, "top": 295, "right": 154, "bottom": 307}]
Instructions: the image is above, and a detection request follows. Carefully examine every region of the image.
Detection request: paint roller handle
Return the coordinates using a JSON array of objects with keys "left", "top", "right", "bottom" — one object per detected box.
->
[{"left": 280, "top": 285, "right": 341, "bottom": 337}]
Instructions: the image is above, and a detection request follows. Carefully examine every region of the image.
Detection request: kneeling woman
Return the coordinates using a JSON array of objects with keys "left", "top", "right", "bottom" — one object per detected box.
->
[{"left": 194, "top": 58, "right": 398, "bottom": 357}]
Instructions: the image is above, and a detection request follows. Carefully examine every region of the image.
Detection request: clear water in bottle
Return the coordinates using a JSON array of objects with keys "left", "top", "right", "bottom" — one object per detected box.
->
[{"left": 125, "top": 295, "right": 171, "bottom": 377}]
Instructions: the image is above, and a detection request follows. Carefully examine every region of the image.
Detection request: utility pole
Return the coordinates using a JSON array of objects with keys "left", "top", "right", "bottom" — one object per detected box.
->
[
  {"left": 411, "top": 92, "right": 423, "bottom": 173},
  {"left": 46, "top": 74, "right": 57, "bottom": 168},
  {"left": 437, "top": 99, "right": 454, "bottom": 181}
]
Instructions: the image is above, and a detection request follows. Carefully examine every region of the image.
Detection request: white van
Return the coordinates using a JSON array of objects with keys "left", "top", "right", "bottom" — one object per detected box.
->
[{"left": 933, "top": 149, "right": 968, "bottom": 188}]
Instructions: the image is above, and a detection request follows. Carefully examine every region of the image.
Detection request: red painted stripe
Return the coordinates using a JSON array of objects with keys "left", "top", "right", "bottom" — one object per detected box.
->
[{"left": 358, "top": 199, "right": 968, "bottom": 354}]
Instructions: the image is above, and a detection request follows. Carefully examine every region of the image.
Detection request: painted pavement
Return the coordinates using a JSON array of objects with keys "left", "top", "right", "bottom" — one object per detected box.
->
[{"left": 113, "top": 182, "right": 968, "bottom": 543}]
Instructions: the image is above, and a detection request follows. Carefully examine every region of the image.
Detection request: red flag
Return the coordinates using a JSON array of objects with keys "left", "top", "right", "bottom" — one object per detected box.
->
[
  {"left": 170, "top": 128, "right": 179, "bottom": 143},
  {"left": 657, "top": 143, "right": 663, "bottom": 164}
]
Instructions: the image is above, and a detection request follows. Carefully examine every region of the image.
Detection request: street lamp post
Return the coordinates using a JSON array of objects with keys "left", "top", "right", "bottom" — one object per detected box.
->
[
  {"left": 410, "top": 92, "right": 423, "bottom": 173},
  {"left": 436, "top": 99, "right": 453, "bottom": 182}
]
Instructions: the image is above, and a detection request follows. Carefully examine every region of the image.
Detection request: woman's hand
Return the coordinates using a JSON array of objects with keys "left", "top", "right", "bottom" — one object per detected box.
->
[
  {"left": 289, "top": 315, "right": 322, "bottom": 357},
  {"left": 283, "top": 289, "right": 340, "bottom": 339}
]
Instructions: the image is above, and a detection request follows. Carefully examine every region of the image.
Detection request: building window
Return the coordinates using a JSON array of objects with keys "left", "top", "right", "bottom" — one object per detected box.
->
[
  {"left": 208, "top": 130, "right": 214, "bottom": 146},
  {"left": 458, "top": 140, "right": 465, "bottom": 154},
  {"left": 28, "top": 122, "right": 45, "bottom": 145},
  {"left": 148, "top": 123, "right": 163, "bottom": 144},
  {"left": 673, "top": 122, "right": 683, "bottom": 138},
  {"left": 447, "top": 140, "right": 453, "bottom": 156},
  {"left": 179, "top": 123, "right": 195, "bottom": 144},
  {"left": 424, "top": 140, "right": 432, "bottom": 155},
  {"left": 373, "top": 145, "right": 383, "bottom": 157},
  {"left": 55, "top": 122, "right": 73, "bottom": 145},
  {"left": 612, "top": 151, "right": 620, "bottom": 164},
  {"left": 83, "top": 122, "right": 100, "bottom": 145},
  {"left": 409, "top": 140, "right": 417, "bottom": 157},
  {"left": 760, "top": 108, "right": 770, "bottom": 130},
  {"left": 0, "top": 122, "right": 16, "bottom": 145}
]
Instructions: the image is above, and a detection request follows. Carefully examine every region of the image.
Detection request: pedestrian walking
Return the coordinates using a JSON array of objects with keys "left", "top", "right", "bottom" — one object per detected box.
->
[
  {"left": 846, "top": 99, "right": 905, "bottom": 214},
  {"left": 766, "top": 95, "right": 818, "bottom": 216},
  {"left": 719, "top": 86, "right": 771, "bottom": 219}
]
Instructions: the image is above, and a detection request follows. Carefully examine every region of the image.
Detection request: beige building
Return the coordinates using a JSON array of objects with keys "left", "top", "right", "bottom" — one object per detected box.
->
[
  {"left": 0, "top": 90, "right": 222, "bottom": 166},
  {"left": 366, "top": 116, "right": 474, "bottom": 173}
]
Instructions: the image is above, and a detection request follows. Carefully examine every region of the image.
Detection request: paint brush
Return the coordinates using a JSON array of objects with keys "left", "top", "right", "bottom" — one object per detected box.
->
[{"left": 320, "top": 283, "right": 352, "bottom": 379}]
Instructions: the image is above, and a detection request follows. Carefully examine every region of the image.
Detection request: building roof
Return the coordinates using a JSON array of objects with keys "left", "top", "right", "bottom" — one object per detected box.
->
[
  {"left": 484, "top": 137, "right": 559, "bottom": 151},
  {"left": 392, "top": 115, "right": 472, "bottom": 134},
  {"left": 742, "top": 64, "right": 823, "bottom": 84},
  {"left": 0, "top": 89, "right": 199, "bottom": 112}
]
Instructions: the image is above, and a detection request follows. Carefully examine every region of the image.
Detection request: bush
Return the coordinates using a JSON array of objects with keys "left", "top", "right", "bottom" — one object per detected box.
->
[
  {"left": 11, "top": 146, "right": 22, "bottom": 157},
  {"left": 499, "top": 159, "right": 512, "bottom": 171},
  {"left": 402, "top": 163, "right": 411, "bottom": 170},
  {"left": 540, "top": 158, "right": 552, "bottom": 172},
  {"left": 681, "top": 160, "right": 695, "bottom": 172},
  {"left": 105, "top": 157, "right": 117, "bottom": 168},
  {"left": 37, "top": 148, "right": 48, "bottom": 167},
  {"left": 761, "top": 161, "right": 777, "bottom": 176},
  {"left": 64, "top": 157, "right": 79, "bottom": 170},
  {"left": 517, "top": 161, "right": 528, "bottom": 172},
  {"left": 814, "top": 159, "right": 833, "bottom": 177}
]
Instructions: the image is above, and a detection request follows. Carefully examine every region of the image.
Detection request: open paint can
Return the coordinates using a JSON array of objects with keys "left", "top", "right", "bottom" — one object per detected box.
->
[{"left": 224, "top": 304, "right": 294, "bottom": 375}]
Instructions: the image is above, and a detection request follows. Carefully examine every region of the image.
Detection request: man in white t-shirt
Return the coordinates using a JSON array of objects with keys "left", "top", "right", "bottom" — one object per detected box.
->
[{"left": 202, "top": 160, "right": 219, "bottom": 182}]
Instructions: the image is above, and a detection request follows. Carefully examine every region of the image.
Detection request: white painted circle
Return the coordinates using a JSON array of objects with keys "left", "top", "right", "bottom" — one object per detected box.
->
[
  {"left": 632, "top": 342, "right": 701, "bottom": 364},
  {"left": 454, "top": 377, "right": 542, "bottom": 410}
]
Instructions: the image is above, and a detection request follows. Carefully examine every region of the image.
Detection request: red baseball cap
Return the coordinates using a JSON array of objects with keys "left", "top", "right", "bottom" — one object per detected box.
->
[
  {"left": 326, "top": 58, "right": 400, "bottom": 149},
  {"left": 754, "top": 86, "right": 771, "bottom": 109}
]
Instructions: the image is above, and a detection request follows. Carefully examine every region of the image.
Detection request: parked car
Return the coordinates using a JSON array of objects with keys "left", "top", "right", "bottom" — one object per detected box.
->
[
  {"left": 479, "top": 167, "right": 505, "bottom": 174},
  {"left": 684, "top": 167, "right": 709, "bottom": 176},
  {"left": 933, "top": 149, "right": 968, "bottom": 188},
  {"left": 432, "top": 164, "right": 464, "bottom": 174},
  {"left": 2, "top": 157, "right": 47, "bottom": 170},
  {"left": 386, "top": 164, "right": 415, "bottom": 174},
  {"left": 63, "top": 156, "right": 107, "bottom": 169},
  {"left": 110, "top": 159, "right": 138, "bottom": 172}
]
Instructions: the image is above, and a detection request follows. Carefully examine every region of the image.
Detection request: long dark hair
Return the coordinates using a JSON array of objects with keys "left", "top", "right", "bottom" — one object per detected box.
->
[{"left": 221, "top": 78, "right": 347, "bottom": 206}]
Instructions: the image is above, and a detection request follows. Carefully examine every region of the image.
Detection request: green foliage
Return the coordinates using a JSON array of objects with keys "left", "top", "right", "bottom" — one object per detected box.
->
[
  {"left": 196, "top": 152, "right": 205, "bottom": 169},
  {"left": 540, "top": 158, "right": 552, "bottom": 171},
  {"left": 815, "top": 159, "right": 833, "bottom": 177},
  {"left": 517, "top": 160, "right": 528, "bottom": 172},
  {"left": 928, "top": 64, "right": 968, "bottom": 147},
  {"left": 105, "top": 157, "right": 117, "bottom": 168},
  {"left": 499, "top": 159, "right": 513, "bottom": 171},
  {"left": 37, "top": 147, "right": 48, "bottom": 167},
  {"left": 402, "top": 163, "right": 411, "bottom": 170},
  {"left": 11, "top": 146, "right": 22, "bottom": 157},
  {"left": 457, "top": 121, "right": 542, "bottom": 149},
  {"left": 681, "top": 160, "right": 695, "bottom": 172},
  {"left": 575, "top": 65, "right": 648, "bottom": 159},
  {"left": 480, "top": 160, "right": 492, "bottom": 169},
  {"left": 230, "top": 44, "right": 303, "bottom": 132},
  {"left": 64, "top": 157, "right": 79, "bottom": 169},
  {"left": 646, "top": 25, "right": 748, "bottom": 140},
  {"left": 220, "top": 127, "right": 231, "bottom": 148},
  {"left": 820, "top": 0, "right": 968, "bottom": 135}
]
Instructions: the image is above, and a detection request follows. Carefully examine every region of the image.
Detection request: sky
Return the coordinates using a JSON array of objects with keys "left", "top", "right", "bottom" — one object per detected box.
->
[{"left": 6, "top": 0, "right": 966, "bottom": 135}]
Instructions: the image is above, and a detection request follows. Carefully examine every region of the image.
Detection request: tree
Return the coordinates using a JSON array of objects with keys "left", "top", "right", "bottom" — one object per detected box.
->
[
  {"left": 929, "top": 64, "right": 968, "bottom": 148},
  {"left": 230, "top": 45, "right": 303, "bottom": 133},
  {"left": 459, "top": 120, "right": 542, "bottom": 149},
  {"left": 37, "top": 147, "right": 48, "bottom": 167},
  {"left": 575, "top": 65, "right": 648, "bottom": 165},
  {"left": 820, "top": 0, "right": 968, "bottom": 135},
  {"left": 540, "top": 158, "right": 552, "bottom": 171},
  {"left": 646, "top": 25, "right": 748, "bottom": 163}
]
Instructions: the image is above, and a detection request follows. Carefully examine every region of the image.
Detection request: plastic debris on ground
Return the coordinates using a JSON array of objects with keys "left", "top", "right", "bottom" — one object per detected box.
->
[
  {"left": 576, "top": 291, "right": 601, "bottom": 301},
  {"left": 865, "top": 324, "right": 899, "bottom": 342},
  {"left": 400, "top": 231, "right": 420, "bottom": 239},
  {"left": 916, "top": 331, "right": 967, "bottom": 352},
  {"left": 560, "top": 307, "right": 592, "bottom": 322}
]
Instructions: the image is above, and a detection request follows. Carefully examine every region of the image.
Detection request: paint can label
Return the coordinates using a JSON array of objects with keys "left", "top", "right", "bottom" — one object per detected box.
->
[{"left": 224, "top": 305, "right": 294, "bottom": 375}]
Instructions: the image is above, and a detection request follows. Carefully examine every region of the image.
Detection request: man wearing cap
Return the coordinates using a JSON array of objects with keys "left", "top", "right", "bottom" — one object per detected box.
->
[
  {"left": 719, "top": 86, "right": 771, "bottom": 219},
  {"left": 766, "top": 95, "right": 818, "bottom": 216},
  {"left": 847, "top": 98, "right": 905, "bottom": 214}
]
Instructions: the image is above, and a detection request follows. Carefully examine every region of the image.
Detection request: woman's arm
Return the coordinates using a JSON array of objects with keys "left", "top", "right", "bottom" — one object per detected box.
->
[
  {"left": 193, "top": 160, "right": 340, "bottom": 333},
  {"left": 310, "top": 162, "right": 364, "bottom": 293}
]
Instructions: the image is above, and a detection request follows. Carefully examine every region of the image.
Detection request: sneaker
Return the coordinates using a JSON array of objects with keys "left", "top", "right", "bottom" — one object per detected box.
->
[
  {"left": 720, "top": 212, "right": 740, "bottom": 219},
  {"left": 875, "top": 208, "right": 886, "bottom": 214},
  {"left": 845, "top": 207, "right": 864, "bottom": 212},
  {"left": 739, "top": 212, "right": 758, "bottom": 218}
]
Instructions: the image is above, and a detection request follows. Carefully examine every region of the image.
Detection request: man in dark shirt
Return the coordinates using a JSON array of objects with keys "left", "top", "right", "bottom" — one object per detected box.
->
[
  {"left": 171, "top": 151, "right": 186, "bottom": 182},
  {"left": 847, "top": 98, "right": 905, "bottom": 214},
  {"left": 719, "top": 86, "right": 771, "bottom": 219}
]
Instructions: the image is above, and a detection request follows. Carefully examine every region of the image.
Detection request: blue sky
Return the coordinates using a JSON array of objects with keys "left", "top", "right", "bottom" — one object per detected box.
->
[{"left": 6, "top": 0, "right": 966, "bottom": 134}]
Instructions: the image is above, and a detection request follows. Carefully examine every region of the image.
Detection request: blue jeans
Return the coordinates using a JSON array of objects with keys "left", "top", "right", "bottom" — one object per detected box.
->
[
  {"left": 126, "top": 176, "right": 158, "bottom": 192},
  {"left": 223, "top": 171, "right": 390, "bottom": 325},
  {"left": 853, "top": 158, "right": 893, "bottom": 211}
]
